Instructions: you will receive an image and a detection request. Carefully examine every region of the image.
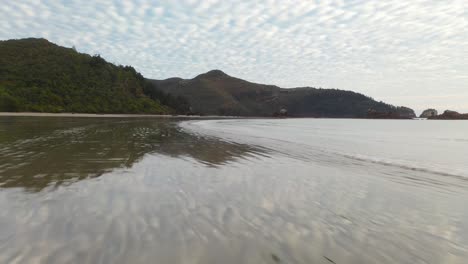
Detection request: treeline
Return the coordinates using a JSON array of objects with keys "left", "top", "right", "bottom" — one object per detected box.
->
[
  {"left": 0, "top": 38, "right": 190, "bottom": 114},
  {"left": 142, "top": 82, "right": 191, "bottom": 114},
  {"left": 281, "top": 88, "right": 416, "bottom": 118}
]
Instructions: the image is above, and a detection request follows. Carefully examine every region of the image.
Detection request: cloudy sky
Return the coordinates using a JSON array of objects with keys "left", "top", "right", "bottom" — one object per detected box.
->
[{"left": 1, "top": 0, "right": 467, "bottom": 113}]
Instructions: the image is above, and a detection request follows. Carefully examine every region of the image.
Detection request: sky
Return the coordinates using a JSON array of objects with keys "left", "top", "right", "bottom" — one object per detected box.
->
[{"left": 1, "top": 0, "right": 467, "bottom": 113}]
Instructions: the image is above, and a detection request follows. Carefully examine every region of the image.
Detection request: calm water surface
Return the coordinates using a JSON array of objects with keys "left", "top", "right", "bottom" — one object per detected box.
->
[{"left": 0, "top": 117, "right": 467, "bottom": 264}]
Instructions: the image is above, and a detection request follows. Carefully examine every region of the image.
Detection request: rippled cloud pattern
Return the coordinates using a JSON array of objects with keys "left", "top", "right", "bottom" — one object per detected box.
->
[{"left": 1, "top": 0, "right": 467, "bottom": 112}]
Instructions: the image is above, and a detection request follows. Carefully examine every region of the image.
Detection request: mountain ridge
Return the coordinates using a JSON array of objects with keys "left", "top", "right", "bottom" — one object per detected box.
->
[
  {"left": 1, "top": 38, "right": 415, "bottom": 118},
  {"left": 150, "top": 70, "right": 415, "bottom": 118}
]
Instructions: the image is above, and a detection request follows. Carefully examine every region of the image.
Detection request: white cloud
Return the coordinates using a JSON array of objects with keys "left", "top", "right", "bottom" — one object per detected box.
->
[{"left": 0, "top": 0, "right": 467, "bottom": 112}]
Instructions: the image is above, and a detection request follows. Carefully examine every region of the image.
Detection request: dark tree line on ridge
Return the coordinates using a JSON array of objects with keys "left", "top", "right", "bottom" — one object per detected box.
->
[{"left": 0, "top": 38, "right": 190, "bottom": 114}]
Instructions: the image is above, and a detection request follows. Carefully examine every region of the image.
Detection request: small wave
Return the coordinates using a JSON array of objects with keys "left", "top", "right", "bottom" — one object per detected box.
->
[
  {"left": 436, "top": 137, "right": 468, "bottom": 143},
  {"left": 182, "top": 120, "right": 468, "bottom": 183},
  {"left": 336, "top": 153, "right": 468, "bottom": 181}
]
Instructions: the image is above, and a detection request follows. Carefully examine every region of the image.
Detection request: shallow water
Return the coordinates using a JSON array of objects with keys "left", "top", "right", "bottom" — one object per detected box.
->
[{"left": 0, "top": 117, "right": 467, "bottom": 264}]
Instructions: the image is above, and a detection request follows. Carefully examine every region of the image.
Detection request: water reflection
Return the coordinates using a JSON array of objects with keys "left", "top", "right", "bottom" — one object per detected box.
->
[
  {"left": 0, "top": 117, "right": 263, "bottom": 191},
  {"left": 1, "top": 117, "right": 467, "bottom": 264}
]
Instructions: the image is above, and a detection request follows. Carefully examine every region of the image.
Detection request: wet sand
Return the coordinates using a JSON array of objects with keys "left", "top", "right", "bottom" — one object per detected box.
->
[
  {"left": 1, "top": 117, "right": 467, "bottom": 264},
  {"left": 0, "top": 112, "right": 236, "bottom": 119}
]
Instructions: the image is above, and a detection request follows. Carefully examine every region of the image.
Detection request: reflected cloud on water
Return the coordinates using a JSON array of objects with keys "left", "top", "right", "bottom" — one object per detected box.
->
[{"left": 0, "top": 117, "right": 467, "bottom": 264}]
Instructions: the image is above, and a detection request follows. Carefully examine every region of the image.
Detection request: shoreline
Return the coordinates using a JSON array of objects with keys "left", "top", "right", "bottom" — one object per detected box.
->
[
  {"left": 0, "top": 112, "right": 237, "bottom": 119},
  {"left": 2, "top": 112, "right": 465, "bottom": 120}
]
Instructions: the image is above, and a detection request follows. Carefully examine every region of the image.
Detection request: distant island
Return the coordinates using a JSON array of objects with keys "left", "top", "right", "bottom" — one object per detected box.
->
[
  {"left": 1, "top": 38, "right": 416, "bottom": 118},
  {"left": 415, "top": 108, "right": 468, "bottom": 120},
  {"left": 420, "top": 109, "right": 438, "bottom": 118},
  {"left": 428, "top": 110, "right": 468, "bottom": 120}
]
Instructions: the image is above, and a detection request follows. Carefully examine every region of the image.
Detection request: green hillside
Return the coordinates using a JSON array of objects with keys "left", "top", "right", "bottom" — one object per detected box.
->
[
  {"left": 0, "top": 38, "right": 415, "bottom": 118},
  {"left": 0, "top": 38, "right": 187, "bottom": 114},
  {"left": 150, "top": 70, "right": 416, "bottom": 118}
]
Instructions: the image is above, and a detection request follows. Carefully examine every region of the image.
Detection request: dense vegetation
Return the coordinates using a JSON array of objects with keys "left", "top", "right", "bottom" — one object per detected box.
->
[
  {"left": 151, "top": 70, "right": 416, "bottom": 118},
  {"left": 1, "top": 38, "right": 415, "bottom": 118},
  {"left": 0, "top": 38, "right": 188, "bottom": 114}
]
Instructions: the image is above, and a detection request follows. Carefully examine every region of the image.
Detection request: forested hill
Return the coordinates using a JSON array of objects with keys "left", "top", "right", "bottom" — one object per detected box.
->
[
  {"left": 1, "top": 38, "right": 415, "bottom": 118},
  {"left": 0, "top": 38, "right": 189, "bottom": 113},
  {"left": 150, "top": 70, "right": 416, "bottom": 118}
]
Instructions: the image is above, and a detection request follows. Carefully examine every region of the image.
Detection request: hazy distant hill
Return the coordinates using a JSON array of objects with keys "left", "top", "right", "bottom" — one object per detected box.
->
[
  {"left": 0, "top": 38, "right": 188, "bottom": 113},
  {"left": 150, "top": 70, "right": 415, "bottom": 118}
]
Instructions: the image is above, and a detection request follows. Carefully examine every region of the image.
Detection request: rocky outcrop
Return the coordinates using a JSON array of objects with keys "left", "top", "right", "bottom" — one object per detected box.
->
[
  {"left": 429, "top": 110, "right": 468, "bottom": 120},
  {"left": 420, "top": 109, "right": 438, "bottom": 118},
  {"left": 273, "top": 108, "right": 288, "bottom": 117},
  {"left": 396, "top": 106, "right": 417, "bottom": 118}
]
